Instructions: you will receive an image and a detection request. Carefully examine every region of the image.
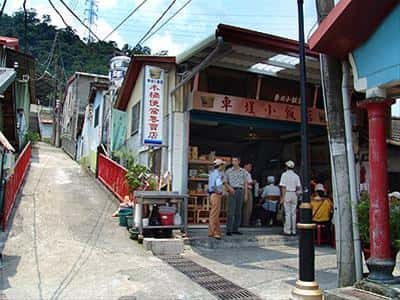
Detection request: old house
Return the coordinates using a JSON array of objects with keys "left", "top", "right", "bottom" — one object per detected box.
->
[
  {"left": 78, "top": 80, "right": 109, "bottom": 172},
  {"left": 61, "top": 72, "right": 108, "bottom": 159},
  {"left": 0, "top": 36, "right": 35, "bottom": 151}
]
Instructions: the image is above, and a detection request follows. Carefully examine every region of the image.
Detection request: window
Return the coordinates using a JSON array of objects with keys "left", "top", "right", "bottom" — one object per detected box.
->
[
  {"left": 131, "top": 102, "right": 140, "bottom": 135},
  {"left": 94, "top": 106, "right": 100, "bottom": 127}
]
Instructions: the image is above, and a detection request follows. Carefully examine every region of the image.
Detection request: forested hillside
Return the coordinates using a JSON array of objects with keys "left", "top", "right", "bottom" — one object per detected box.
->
[{"left": 0, "top": 9, "right": 150, "bottom": 79}]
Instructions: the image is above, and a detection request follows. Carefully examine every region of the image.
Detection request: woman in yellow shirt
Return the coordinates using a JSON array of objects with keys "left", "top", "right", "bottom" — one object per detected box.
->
[{"left": 311, "top": 183, "right": 333, "bottom": 239}]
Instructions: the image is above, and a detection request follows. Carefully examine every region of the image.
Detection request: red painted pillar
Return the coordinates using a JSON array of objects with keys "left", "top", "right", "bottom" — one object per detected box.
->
[{"left": 359, "top": 99, "right": 395, "bottom": 283}]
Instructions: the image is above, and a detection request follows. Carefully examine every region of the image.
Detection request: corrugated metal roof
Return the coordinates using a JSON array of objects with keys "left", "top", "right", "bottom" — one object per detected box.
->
[
  {"left": 0, "top": 68, "right": 16, "bottom": 94},
  {"left": 0, "top": 130, "right": 15, "bottom": 152},
  {"left": 177, "top": 24, "right": 321, "bottom": 84}
]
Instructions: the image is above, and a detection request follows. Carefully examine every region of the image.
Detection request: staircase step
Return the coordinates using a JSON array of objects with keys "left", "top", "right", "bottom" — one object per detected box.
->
[
  {"left": 324, "top": 287, "right": 391, "bottom": 300},
  {"left": 185, "top": 227, "right": 299, "bottom": 249}
]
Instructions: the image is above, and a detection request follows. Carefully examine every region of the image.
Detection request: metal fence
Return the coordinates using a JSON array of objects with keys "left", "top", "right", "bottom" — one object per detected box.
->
[
  {"left": 97, "top": 153, "right": 129, "bottom": 202},
  {"left": 2, "top": 142, "right": 31, "bottom": 230}
]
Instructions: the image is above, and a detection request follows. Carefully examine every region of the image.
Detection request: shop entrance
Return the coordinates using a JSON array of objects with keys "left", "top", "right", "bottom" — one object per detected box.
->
[{"left": 187, "top": 111, "right": 330, "bottom": 227}]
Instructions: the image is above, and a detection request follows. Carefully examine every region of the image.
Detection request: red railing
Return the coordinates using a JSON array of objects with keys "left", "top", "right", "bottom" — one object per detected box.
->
[
  {"left": 97, "top": 153, "right": 130, "bottom": 202},
  {"left": 2, "top": 142, "right": 31, "bottom": 230}
]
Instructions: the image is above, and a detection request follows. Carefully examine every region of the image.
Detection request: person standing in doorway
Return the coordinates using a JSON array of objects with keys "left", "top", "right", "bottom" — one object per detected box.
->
[
  {"left": 225, "top": 157, "right": 248, "bottom": 236},
  {"left": 242, "top": 163, "right": 254, "bottom": 227},
  {"left": 207, "top": 159, "right": 232, "bottom": 240},
  {"left": 261, "top": 176, "right": 281, "bottom": 226},
  {"left": 279, "top": 160, "right": 301, "bottom": 236}
]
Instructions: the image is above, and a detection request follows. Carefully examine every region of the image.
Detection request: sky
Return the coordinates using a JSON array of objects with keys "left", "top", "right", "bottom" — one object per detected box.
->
[{"left": 5, "top": 0, "right": 320, "bottom": 55}]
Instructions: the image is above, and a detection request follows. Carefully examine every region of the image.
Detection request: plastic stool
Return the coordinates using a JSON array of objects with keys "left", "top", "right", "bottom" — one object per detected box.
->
[
  {"left": 315, "top": 224, "right": 329, "bottom": 246},
  {"left": 330, "top": 226, "right": 336, "bottom": 248}
]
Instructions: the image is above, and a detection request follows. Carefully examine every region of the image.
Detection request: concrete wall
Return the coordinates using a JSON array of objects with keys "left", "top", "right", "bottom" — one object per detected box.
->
[
  {"left": 62, "top": 74, "right": 108, "bottom": 159},
  {"left": 79, "top": 90, "right": 105, "bottom": 173},
  {"left": 124, "top": 65, "right": 179, "bottom": 180},
  {"left": 39, "top": 123, "right": 53, "bottom": 140}
]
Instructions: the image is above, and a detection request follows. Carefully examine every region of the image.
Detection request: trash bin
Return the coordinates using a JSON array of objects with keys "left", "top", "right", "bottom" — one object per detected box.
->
[{"left": 119, "top": 208, "right": 133, "bottom": 227}]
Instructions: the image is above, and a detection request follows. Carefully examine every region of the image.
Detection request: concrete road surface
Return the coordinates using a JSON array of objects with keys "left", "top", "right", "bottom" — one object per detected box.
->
[
  {"left": 3, "top": 143, "right": 396, "bottom": 300},
  {"left": 0, "top": 143, "right": 215, "bottom": 300}
]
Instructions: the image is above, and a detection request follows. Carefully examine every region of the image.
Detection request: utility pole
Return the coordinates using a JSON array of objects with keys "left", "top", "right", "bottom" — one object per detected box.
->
[
  {"left": 315, "top": 0, "right": 356, "bottom": 287},
  {"left": 54, "top": 56, "right": 61, "bottom": 147},
  {"left": 53, "top": 54, "right": 58, "bottom": 146}
]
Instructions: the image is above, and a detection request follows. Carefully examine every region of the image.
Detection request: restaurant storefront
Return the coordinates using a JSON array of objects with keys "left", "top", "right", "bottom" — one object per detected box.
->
[
  {"left": 114, "top": 24, "right": 333, "bottom": 227},
  {"left": 171, "top": 25, "right": 330, "bottom": 225}
]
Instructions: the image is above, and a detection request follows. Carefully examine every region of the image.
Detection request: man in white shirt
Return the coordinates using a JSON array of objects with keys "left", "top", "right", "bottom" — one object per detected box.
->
[
  {"left": 279, "top": 160, "right": 301, "bottom": 235},
  {"left": 261, "top": 176, "right": 281, "bottom": 226}
]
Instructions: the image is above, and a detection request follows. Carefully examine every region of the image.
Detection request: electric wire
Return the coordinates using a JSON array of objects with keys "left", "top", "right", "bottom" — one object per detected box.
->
[
  {"left": 36, "top": 32, "right": 59, "bottom": 81},
  {"left": 0, "top": 0, "right": 7, "bottom": 18},
  {"left": 57, "top": 42, "right": 68, "bottom": 83},
  {"left": 142, "top": 0, "right": 192, "bottom": 44},
  {"left": 48, "top": 0, "right": 70, "bottom": 28},
  {"left": 38, "top": 32, "right": 58, "bottom": 70},
  {"left": 135, "top": 0, "right": 177, "bottom": 47},
  {"left": 102, "top": 0, "right": 148, "bottom": 41},
  {"left": 57, "top": 0, "right": 101, "bottom": 41}
]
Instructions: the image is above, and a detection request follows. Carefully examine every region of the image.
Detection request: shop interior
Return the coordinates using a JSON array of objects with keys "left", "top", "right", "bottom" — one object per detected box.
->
[{"left": 187, "top": 111, "right": 331, "bottom": 225}]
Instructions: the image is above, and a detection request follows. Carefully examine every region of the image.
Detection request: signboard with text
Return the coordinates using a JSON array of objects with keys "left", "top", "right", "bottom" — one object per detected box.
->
[
  {"left": 142, "top": 65, "right": 164, "bottom": 145},
  {"left": 192, "top": 91, "right": 326, "bottom": 126}
]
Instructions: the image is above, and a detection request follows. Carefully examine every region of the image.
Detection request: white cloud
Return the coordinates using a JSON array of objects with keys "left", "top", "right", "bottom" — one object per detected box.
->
[
  {"left": 146, "top": 32, "right": 186, "bottom": 56},
  {"left": 95, "top": 18, "right": 126, "bottom": 47},
  {"left": 5, "top": 0, "right": 23, "bottom": 12}
]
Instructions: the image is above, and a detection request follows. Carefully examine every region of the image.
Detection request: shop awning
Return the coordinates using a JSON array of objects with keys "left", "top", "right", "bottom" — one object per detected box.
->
[
  {"left": 0, "top": 68, "right": 16, "bottom": 94},
  {"left": 177, "top": 24, "right": 321, "bottom": 85},
  {"left": 190, "top": 111, "right": 326, "bottom": 136}
]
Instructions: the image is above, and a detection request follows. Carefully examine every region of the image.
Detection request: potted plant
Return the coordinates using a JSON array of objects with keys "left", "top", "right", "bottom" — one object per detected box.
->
[
  {"left": 125, "top": 163, "right": 158, "bottom": 194},
  {"left": 357, "top": 191, "right": 400, "bottom": 261}
]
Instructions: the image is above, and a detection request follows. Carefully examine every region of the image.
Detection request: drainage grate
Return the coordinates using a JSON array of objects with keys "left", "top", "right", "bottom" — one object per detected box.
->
[{"left": 159, "top": 255, "right": 261, "bottom": 300}]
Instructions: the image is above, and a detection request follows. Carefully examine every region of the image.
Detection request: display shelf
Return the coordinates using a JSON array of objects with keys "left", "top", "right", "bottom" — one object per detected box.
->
[
  {"left": 188, "top": 177, "right": 208, "bottom": 182},
  {"left": 189, "top": 192, "right": 208, "bottom": 197},
  {"left": 189, "top": 160, "right": 214, "bottom": 165},
  {"left": 142, "top": 225, "right": 182, "bottom": 229}
]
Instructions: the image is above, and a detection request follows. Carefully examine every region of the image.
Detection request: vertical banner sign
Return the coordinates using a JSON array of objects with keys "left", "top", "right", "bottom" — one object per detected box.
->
[{"left": 142, "top": 65, "right": 164, "bottom": 145}]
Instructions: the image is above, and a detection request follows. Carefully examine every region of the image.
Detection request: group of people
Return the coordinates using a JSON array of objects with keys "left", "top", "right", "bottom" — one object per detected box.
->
[{"left": 207, "top": 158, "right": 333, "bottom": 240}]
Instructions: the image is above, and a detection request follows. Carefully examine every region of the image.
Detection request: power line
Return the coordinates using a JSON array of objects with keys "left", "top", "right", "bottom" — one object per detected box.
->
[
  {"left": 57, "top": 0, "right": 101, "bottom": 41},
  {"left": 36, "top": 32, "right": 59, "bottom": 81},
  {"left": 103, "top": 0, "right": 147, "bottom": 41},
  {"left": 70, "top": 0, "right": 79, "bottom": 11},
  {"left": 135, "top": 0, "right": 177, "bottom": 47},
  {"left": 49, "top": 0, "right": 70, "bottom": 28},
  {"left": 142, "top": 0, "right": 192, "bottom": 44},
  {"left": 0, "top": 0, "right": 7, "bottom": 18}
]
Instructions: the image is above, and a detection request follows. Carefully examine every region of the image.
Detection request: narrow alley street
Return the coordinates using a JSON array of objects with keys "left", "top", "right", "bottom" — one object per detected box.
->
[
  {"left": 0, "top": 143, "right": 341, "bottom": 300},
  {"left": 2, "top": 143, "right": 397, "bottom": 300},
  {"left": 0, "top": 143, "right": 216, "bottom": 300}
]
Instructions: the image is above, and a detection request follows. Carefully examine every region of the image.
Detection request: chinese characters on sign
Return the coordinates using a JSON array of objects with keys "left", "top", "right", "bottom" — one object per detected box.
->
[
  {"left": 194, "top": 91, "right": 326, "bottom": 126},
  {"left": 142, "top": 66, "right": 164, "bottom": 145}
]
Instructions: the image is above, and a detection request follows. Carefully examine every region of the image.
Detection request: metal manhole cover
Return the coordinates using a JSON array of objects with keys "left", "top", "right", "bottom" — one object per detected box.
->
[{"left": 159, "top": 255, "right": 261, "bottom": 300}]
